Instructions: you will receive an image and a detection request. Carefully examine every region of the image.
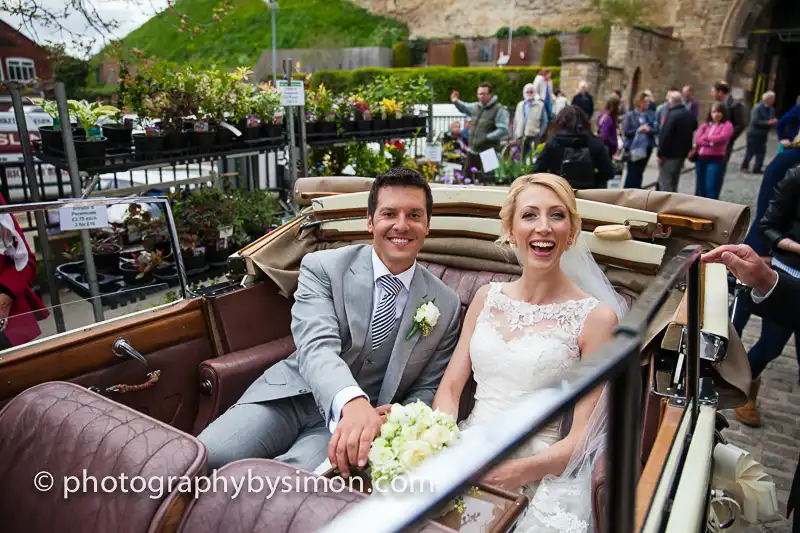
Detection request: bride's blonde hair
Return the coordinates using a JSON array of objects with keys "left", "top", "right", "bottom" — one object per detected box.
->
[{"left": 497, "top": 173, "right": 582, "bottom": 246}]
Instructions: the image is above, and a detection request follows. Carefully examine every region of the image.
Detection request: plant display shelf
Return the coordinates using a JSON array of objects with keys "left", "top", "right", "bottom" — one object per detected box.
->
[
  {"left": 32, "top": 135, "right": 287, "bottom": 175},
  {"left": 55, "top": 258, "right": 228, "bottom": 310},
  {"left": 303, "top": 124, "right": 428, "bottom": 148}
]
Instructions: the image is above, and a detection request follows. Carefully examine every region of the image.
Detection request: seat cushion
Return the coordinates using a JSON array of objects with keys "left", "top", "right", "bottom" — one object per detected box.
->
[
  {"left": 0, "top": 381, "right": 206, "bottom": 533},
  {"left": 177, "top": 459, "right": 454, "bottom": 533}
]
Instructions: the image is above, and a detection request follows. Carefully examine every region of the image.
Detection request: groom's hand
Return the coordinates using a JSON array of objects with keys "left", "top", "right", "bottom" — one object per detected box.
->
[{"left": 329, "top": 398, "right": 383, "bottom": 478}]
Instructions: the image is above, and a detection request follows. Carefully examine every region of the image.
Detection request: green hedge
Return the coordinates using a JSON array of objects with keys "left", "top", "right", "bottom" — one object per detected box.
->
[
  {"left": 310, "top": 67, "right": 560, "bottom": 108},
  {"left": 392, "top": 41, "right": 411, "bottom": 68},
  {"left": 541, "top": 37, "right": 562, "bottom": 67},
  {"left": 450, "top": 42, "right": 469, "bottom": 67}
]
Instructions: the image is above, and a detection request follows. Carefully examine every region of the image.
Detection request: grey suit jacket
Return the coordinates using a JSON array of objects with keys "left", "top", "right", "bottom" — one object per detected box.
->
[{"left": 238, "top": 244, "right": 462, "bottom": 425}]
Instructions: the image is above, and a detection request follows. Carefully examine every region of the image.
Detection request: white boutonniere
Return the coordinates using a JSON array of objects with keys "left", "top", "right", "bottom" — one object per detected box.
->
[{"left": 407, "top": 298, "right": 439, "bottom": 339}]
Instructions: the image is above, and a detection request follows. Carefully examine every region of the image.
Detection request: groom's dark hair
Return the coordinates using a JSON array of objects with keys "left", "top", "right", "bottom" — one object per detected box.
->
[{"left": 368, "top": 167, "right": 433, "bottom": 221}]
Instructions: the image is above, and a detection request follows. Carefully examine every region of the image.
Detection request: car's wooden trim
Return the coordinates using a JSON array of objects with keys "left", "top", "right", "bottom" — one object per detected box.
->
[
  {"left": 0, "top": 298, "right": 207, "bottom": 400},
  {"left": 635, "top": 403, "right": 684, "bottom": 532}
]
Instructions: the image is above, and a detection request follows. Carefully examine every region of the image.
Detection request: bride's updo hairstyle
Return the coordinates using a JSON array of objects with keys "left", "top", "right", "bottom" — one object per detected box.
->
[{"left": 497, "top": 173, "right": 582, "bottom": 247}]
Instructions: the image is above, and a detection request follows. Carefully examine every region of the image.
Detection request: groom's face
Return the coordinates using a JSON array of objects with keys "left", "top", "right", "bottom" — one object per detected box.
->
[{"left": 367, "top": 185, "right": 429, "bottom": 274}]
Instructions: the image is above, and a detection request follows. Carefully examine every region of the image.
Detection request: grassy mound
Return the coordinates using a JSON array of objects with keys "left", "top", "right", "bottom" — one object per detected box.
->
[{"left": 102, "top": 0, "right": 408, "bottom": 69}]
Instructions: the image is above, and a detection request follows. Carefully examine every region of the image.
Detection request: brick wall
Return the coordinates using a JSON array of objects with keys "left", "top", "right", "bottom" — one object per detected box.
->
[{"left": 0, "top": 21, "right": 53, "bottom": 89}]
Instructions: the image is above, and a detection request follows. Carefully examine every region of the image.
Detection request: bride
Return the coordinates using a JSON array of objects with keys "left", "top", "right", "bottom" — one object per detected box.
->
[{"left": 431, "top": 173, "right": 626, "bottom": 532}]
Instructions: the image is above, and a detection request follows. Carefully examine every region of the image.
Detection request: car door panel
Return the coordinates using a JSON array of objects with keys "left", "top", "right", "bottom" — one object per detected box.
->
[{"left": 0, "top": 299, "right": 214, "bottom": 433}]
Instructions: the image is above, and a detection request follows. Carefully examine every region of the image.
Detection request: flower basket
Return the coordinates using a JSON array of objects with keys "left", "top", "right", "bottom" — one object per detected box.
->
[
  {"left": 102, "top": 123, "right": 132, "bottom": 149},
  {"left": 75, "top": 137, "right": 107, "bottom": 169},
  {"left": 133, "top": 133, "right": 165, "bottom": 159},
  {"left": 162, "top": 130, "right": 188, "bottom": 151},
  {"left": 38, "top": 126, "right": 65, "bottom": 155},
  {"left": 120, "top": 262, "right": 153, "bottom": 285},
  {"left": 189, "top": 130, "right": 216, "bottom": 150}
]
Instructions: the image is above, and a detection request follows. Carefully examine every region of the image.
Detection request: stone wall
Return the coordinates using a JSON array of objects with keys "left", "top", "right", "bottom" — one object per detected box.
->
[
  {"left": 352, "top": 0, "right": 602, "bottom": 38},
  {"left": 606, "top": 25, "right": 682, "bottom": 110}
]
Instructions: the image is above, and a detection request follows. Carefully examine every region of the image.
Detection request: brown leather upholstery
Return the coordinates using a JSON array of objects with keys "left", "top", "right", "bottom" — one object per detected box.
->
[
  {"left": 0, "top": 381, "right": 206, "bottom": 533},
  {"left": 592, "top": 454, "right": 607, "bottom": 532},
  {"left": 193, "top": 336, "right": 296, "bottom": 434},
  {"left": 177, "top": 459, "right": 455, "bottom": 533},
  {"left": 210, "top": 281, "right": 293, "bottom": 354}
]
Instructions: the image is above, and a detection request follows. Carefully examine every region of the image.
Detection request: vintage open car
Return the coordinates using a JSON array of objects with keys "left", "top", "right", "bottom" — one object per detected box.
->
[{"left": 0, "top": 178, "right": 757, "bottom": 533}]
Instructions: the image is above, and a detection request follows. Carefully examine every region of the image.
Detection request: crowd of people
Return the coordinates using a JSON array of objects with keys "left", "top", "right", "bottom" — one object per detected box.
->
[{"left": 445, "top": 77, "right": 799, "bottom": 203}]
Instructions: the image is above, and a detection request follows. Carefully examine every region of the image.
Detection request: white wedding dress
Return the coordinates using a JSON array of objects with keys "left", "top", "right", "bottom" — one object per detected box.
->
[{"left": 459, "top": 282, "right": 602, "bottom": 533}]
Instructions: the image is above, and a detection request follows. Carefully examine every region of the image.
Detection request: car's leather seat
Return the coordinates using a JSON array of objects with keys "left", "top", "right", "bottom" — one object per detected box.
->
[
  {"left": 177, "top": 458, "right": 455, "bottom": 533},
  {"left": 0, "top": 381, "right": 207, "bottom": 533}
]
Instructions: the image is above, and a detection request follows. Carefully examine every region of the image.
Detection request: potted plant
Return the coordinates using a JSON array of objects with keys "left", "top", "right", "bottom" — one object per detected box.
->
[
  {"left": 196, "top": 67, "right": 239, "bottom": 147},
  {"left": 30, "top": 98, "right": 78, "bottom": 155},
  {"left": 233, "top": 188, "right": 282, "bottom": 244},
  {"left": 121, "top": 60, "right": 168, "bottom": 158},
  {"left": 89, "top": 228, "right": 123, "bottom": 273},
  {"left": 67, "top": 100, "right": 119, "bottom": 168},
  {"left": 253, "top": 83, "right": 283, "bottom": 139},
  {"left": 120, "top": 250, "right": 163, "bottom": 285}
]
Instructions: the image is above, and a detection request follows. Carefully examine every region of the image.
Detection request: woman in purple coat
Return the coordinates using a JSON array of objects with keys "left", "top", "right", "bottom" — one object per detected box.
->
[{"left": 596, "top": 95, "right": 620, "bottom": 156}]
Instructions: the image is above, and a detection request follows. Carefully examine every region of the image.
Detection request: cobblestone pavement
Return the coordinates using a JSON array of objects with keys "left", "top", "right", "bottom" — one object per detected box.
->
[{"left": 645, "top": 136, "right": 798, "bottom": 532}]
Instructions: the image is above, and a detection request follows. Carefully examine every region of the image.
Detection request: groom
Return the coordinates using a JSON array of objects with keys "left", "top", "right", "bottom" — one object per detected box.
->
[{"left": 198, "top": 167, "right": 462, "bottom": 476}]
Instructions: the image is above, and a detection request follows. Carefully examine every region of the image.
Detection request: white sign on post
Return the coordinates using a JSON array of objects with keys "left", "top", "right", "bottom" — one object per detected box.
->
[
  {"left": 424, "top": 143, "right": 443, "bottom": 163},
  {"left": 58, "top": 205, "right": 109, "bottom": 231},
  {"left": 479, "top": 148, "right": 500, "bottom": 172},
  {"left": 277, "top": 80, "right": 305, "bottom": 107}
]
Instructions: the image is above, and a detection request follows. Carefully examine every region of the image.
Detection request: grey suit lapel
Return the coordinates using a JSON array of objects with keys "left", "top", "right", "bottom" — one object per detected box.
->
[
  {"left": 378, "top": 267, "right": 430, "bottom": 405},
  {"left": 344, "top": 246, "right": 374, "bottom": 354}
]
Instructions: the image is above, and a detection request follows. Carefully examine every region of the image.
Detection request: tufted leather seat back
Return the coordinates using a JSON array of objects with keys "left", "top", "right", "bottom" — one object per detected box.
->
[
  {"left": 0, "top": 382, "right": 207, "bottom": 533},
  {"left": 177, "top": 459, "right": 455, "bottom": 533}
]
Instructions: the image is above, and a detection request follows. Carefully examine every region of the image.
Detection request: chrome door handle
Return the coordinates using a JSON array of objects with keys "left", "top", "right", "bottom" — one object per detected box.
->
[{"left": 112, "top": 338, "right": 148, "bottom": 366}]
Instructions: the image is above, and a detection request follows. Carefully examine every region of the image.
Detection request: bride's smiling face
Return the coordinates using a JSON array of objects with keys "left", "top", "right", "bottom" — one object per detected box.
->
[{"left": 508, "top": 184, "right": 573, "bottom": 271}]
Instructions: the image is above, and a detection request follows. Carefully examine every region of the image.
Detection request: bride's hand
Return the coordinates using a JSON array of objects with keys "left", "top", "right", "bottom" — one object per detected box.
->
[{"left": 481, "top": 459, "right": 526, "bottom": 490}]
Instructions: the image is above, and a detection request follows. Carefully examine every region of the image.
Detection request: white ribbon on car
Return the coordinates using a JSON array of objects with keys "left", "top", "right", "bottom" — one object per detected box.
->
[
  {"left": 0, "top": 214, "right": 29, "bottom": 271},
  {"left": 709, "top": 442, "right": 778, "bottom": 526}
]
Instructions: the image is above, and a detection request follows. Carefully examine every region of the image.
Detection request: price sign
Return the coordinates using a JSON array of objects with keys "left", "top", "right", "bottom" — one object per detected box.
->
[
  {"left": 58, "top": 205, "right": 109, "bottom": 231},
  {"left": 277, "top": 79, "right": 305, "bottom": 106},
  {"left": 424, "top": 143, "right": 443, "bottom": 163}
]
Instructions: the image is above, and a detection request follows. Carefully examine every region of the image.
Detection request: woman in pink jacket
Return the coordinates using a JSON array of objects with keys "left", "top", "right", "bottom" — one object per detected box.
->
[{"left": 693, "top": 102, "right": 734, "bottom": 199}]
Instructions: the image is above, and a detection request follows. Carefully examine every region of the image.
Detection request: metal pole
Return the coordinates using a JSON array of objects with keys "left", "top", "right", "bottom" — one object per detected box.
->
[
  {"left": 54, "top": 82, "right": 104, "bottom": 323},
  {"left": 427, "top": 83, "right": 434, "bottom": 143},
  {"left": 606, "top": 354, "right": 642, "bottom": 533},
  {"left": 283, "top": 58, "right": 298, "bottom": 194},
  {"left": 8, "top": 83, "right": 66, "bottom": 333},
  {"left": 298, "top": 105, "right": 308, "bottom": 178},
  {"left": 271, "top": 2, "right": 278, "bottom": 86},
  {"left": 687, "top": 259, "right": 701, "bottom": 430}
]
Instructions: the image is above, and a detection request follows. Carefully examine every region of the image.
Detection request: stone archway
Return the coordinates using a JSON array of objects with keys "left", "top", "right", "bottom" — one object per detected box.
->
[{"left": 719, "top": 0, "right": 771, "bottom": 46}]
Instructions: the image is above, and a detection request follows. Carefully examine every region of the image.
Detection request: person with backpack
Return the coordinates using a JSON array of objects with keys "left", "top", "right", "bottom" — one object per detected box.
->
[{"left": 531, "top": 105, "right": 615, "bottom": 189}]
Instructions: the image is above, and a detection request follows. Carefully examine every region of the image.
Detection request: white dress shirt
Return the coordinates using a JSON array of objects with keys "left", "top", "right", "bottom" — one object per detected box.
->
[{"left": 328, "top": 249, "right": 416, "bottom": 432}]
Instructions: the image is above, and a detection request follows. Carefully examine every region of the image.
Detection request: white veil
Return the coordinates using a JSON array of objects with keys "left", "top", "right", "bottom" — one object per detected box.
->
[{"left": 513, "top": 236, "right": 628, "bottom": 532}]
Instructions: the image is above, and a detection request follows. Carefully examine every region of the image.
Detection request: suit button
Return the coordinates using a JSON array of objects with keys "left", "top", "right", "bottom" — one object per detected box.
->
[{"left": 299, "top": 388, "right": 309, "bottom": 393}]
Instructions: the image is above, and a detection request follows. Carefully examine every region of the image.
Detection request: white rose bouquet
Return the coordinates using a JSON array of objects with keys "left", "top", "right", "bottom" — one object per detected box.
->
[{"left": 367, "top": 400, "right": 478, "bottom": 513}]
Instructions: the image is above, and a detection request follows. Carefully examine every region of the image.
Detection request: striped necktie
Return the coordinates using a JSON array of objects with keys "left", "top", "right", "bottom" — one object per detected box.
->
[{"left": 372, "top": 274, "right": 404, "bottom": 350}]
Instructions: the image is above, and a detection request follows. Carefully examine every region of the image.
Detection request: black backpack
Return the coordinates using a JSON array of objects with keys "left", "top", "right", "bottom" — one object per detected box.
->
[{"left": 559, "top": 143, "right": 595, "bottom": 189}]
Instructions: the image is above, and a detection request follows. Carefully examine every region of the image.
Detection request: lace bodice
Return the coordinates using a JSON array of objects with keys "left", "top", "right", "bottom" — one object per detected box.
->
[{"left": 463, "top": 282, "right": 599, "bottom": 428}]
